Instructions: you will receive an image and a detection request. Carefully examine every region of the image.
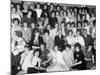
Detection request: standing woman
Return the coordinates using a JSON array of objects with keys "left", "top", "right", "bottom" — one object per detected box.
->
[{"left": 71, "top": 43, "right": 86, "bottom": 70}]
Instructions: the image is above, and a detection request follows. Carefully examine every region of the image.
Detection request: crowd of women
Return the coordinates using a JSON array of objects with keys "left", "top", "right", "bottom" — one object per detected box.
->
[{"left": 11, "top": 1, "right": 96, "bottom": 75}]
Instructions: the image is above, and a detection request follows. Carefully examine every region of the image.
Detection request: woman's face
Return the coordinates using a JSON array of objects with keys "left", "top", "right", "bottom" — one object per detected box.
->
[
  {"left": 78, "top": 23, "right": 81, "bottom": 28},
  {"left": 56, "top": 12, "right": 59, "bottom": 16},
  {"left": 76, "top": 31, "right": 80, "bottom": 36},
  {"left": 35, "top": 32, "right": 39, "bottom": 36},
  {"left": 37, "top": 4, "right": 40, "bottom": 9},
  {"left": 12, "top": 8, "right": 16, "bottom": 13},
  {"left": 75, "top": 46, "right": 80, "bottom": 52},
  {"left": 30, "top": 5, "right": 34, "bottom": 9},
  {"left": 17, "top": 5, "right": 20, "bottom": 9},
  {"left": 61, "top": 23, "right": 64, "bottom": 28},
  {"left": 44, "top": 5, "right": 47, "bottom": 9},
  {"left": 57, "top": 6, "right": 60, "bottom": 11},
  {"left": 31, "top": 23, "right": 35, "bottom": 29},
  {"left": 24, "top": 22, "right": 28, "bottom": 27},
  {"left": 54, "top": 46, "right": 58, "bottom": 52},
  {"left": 28, "top": 11, "right": 32, "bottom": 16},
  {"left": 40, "top": 45, "right": 44, "bottom": 51},
  {"left": 69, "top": 31, "right": 73, "bottom": 36},
  {"left": 50, "top": 5, "right": 53, "bottom": 10},
  {"left": 67, "top": 24, "right": 70, "bottom": 28},
  {"left": 35, "top": 51, "right": 39, "bottom": 57},
  {"left": 71, "top": 24, "right": 75, "bottom": 28},
  {"left": 14, "top": 20, "right": 18, "bottom": 26},
  {"left": 44, "top": 33, "right": 49, "bottom": 37},
  {"left": 23, "top": 5, "right": 28, "bottom": 10},
  {"left": 47, "top": 25, "right": 51, "bottom": 30},
  {"left": 52, "top": 12, "right": 55, "bottom": 17},
  {"left": 55, "top": 24, "right": 58, "bottom": 29}
]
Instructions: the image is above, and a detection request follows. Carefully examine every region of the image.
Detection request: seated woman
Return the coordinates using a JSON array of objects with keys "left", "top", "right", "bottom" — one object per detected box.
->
[
  {"left": 39, "top": 44, "right": 51, "bottom": 70},
  {"left": 17, "top": 46, "right": 33, "bottom": 74},
  {"left": 43, "top": 29, "right": 54, "bottom": 50},
  {"left": 47, "top": 45, "right": 69, "bottom": 72},
  {"left": 66, "top": 30, "right": 76, "bottom": 46},
  {"left": 29, "top": 29, "right": 44, "bottom": 50},
  {"left": 62, "top": 44, "right": 74, "bottom": 69},
  {"left": 27, "top": 49, "right": 46, "bottom": 73},
  {"left": 71, "top": 43, "right": 86, "bottom": 70}
]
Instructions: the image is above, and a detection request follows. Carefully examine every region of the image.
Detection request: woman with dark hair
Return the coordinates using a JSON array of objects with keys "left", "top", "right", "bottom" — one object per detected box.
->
[
  {"left": 16, "top": 3, "right": 23, "bottom": 18},
  {"left": 56, "top": 11, "right": 61, "bottom": 25},
  {"left": 49, "top": 11, "right": 58, "bottom": 28},
  {"left": 27, "top": 49, "right": 41, "bottom": 73},
  {"left": 41, "top": 4, "right": 49, "bottom": 18},
  {"left": 66, "top": 30, "right": 76, "bottom": 46},
  {"left": 21, "top": 21, "right": 32, "bottom": 43},
  {"left": 29, "top": 29, "right": 44, "bottom": 50},
  {"left": 21, "top": 9, "right": 35, "bottom": 27},
  {"left": 43, "top": 29, "right": 54, "bottom": 50},
  {"left": 70, "top": 22, "right": 76, "bottom": 35},
  {"left": 11, "top": 7, "right": 21, "bottom": 21},
  {"left": 27, "top": 49, "right": 46, "bottom": 73},
  {"left": 11, "top": 18, "right": 21, "bottom": 41},
  {"left": 22, "top": 3, "right": 28, "bottom": 17},
  {"left": 29, "top": 4, "right": 37, "bottom": 24},
  {"left": 35, "top": 3, "right": 42, "bottom": 19},
  {"left": 71, "top": 43, "right": 86, "bottom": 70},
  {"left": 54, "top": 28, "right": 65, "bottom": 52}
]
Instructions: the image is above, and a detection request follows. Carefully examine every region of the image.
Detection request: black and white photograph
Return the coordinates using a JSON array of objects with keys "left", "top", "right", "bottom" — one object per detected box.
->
[{"left": 10, "top": 0, "right": 96, "bottom": 75}]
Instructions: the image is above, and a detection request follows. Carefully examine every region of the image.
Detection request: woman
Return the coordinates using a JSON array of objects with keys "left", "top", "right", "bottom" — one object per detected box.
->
[
  {"left": 49, "top": 11, "right": 58, "bottom": 28},
  {"left": 70, "top": 22, "right": 76, "bottom": 35},
  {"left": 11, "top": 31, "right": 26, "bottom": 75},
  {"left": 29, "top": 29, "right": 44, "bottom": 50},
  {"left": 16, "top": 3, "right": 23, "bottom": 18},
  {"left": 21, "top": 9, "right": 35, "bottom": 27},
  {"left": 27, "top": 49, "right": 41, "bottom": 73},
  {"left": 49, "top": 23, "right": 59, "bottom": 40},
  {"left": 22, "top": 3, "right": 28, "bottom": 17},
  {"left": 11, "top": 7, "right": 21, "bottom": 21},
  {"left": 84, "top": 45, "right": 94, "bottom": 69},
  {"left": 47, "top": 45, "right": 69, "bottom": 72},
  {"left": 71, "top": 43, "right": 86, "bottom": 70},
  {"left": 66, "top": 30, "right": 76, "bottom": 46},
  {"left": 35, "top": 3, "right": 42, "bottom": 18},
  {"left": 62, "top": 44, "right": 74, "bottom": 69},
  {"left": 56, "top": 11, "right": 62, "bottom": 25},
  {"left": 21, "top": 21, "right": 32, "bottom": 43},
  {"left": 27, "top": 49, "right": 46, "bottom": 73},
  {"left": 11, "top": 18, "right": 21, "bottom": 41},
  {"left": 43, "top": 29, "right": 54, "bottom": 50},
  {"left": 18, "top": 46, "right": 33, "bottom": 74}
]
